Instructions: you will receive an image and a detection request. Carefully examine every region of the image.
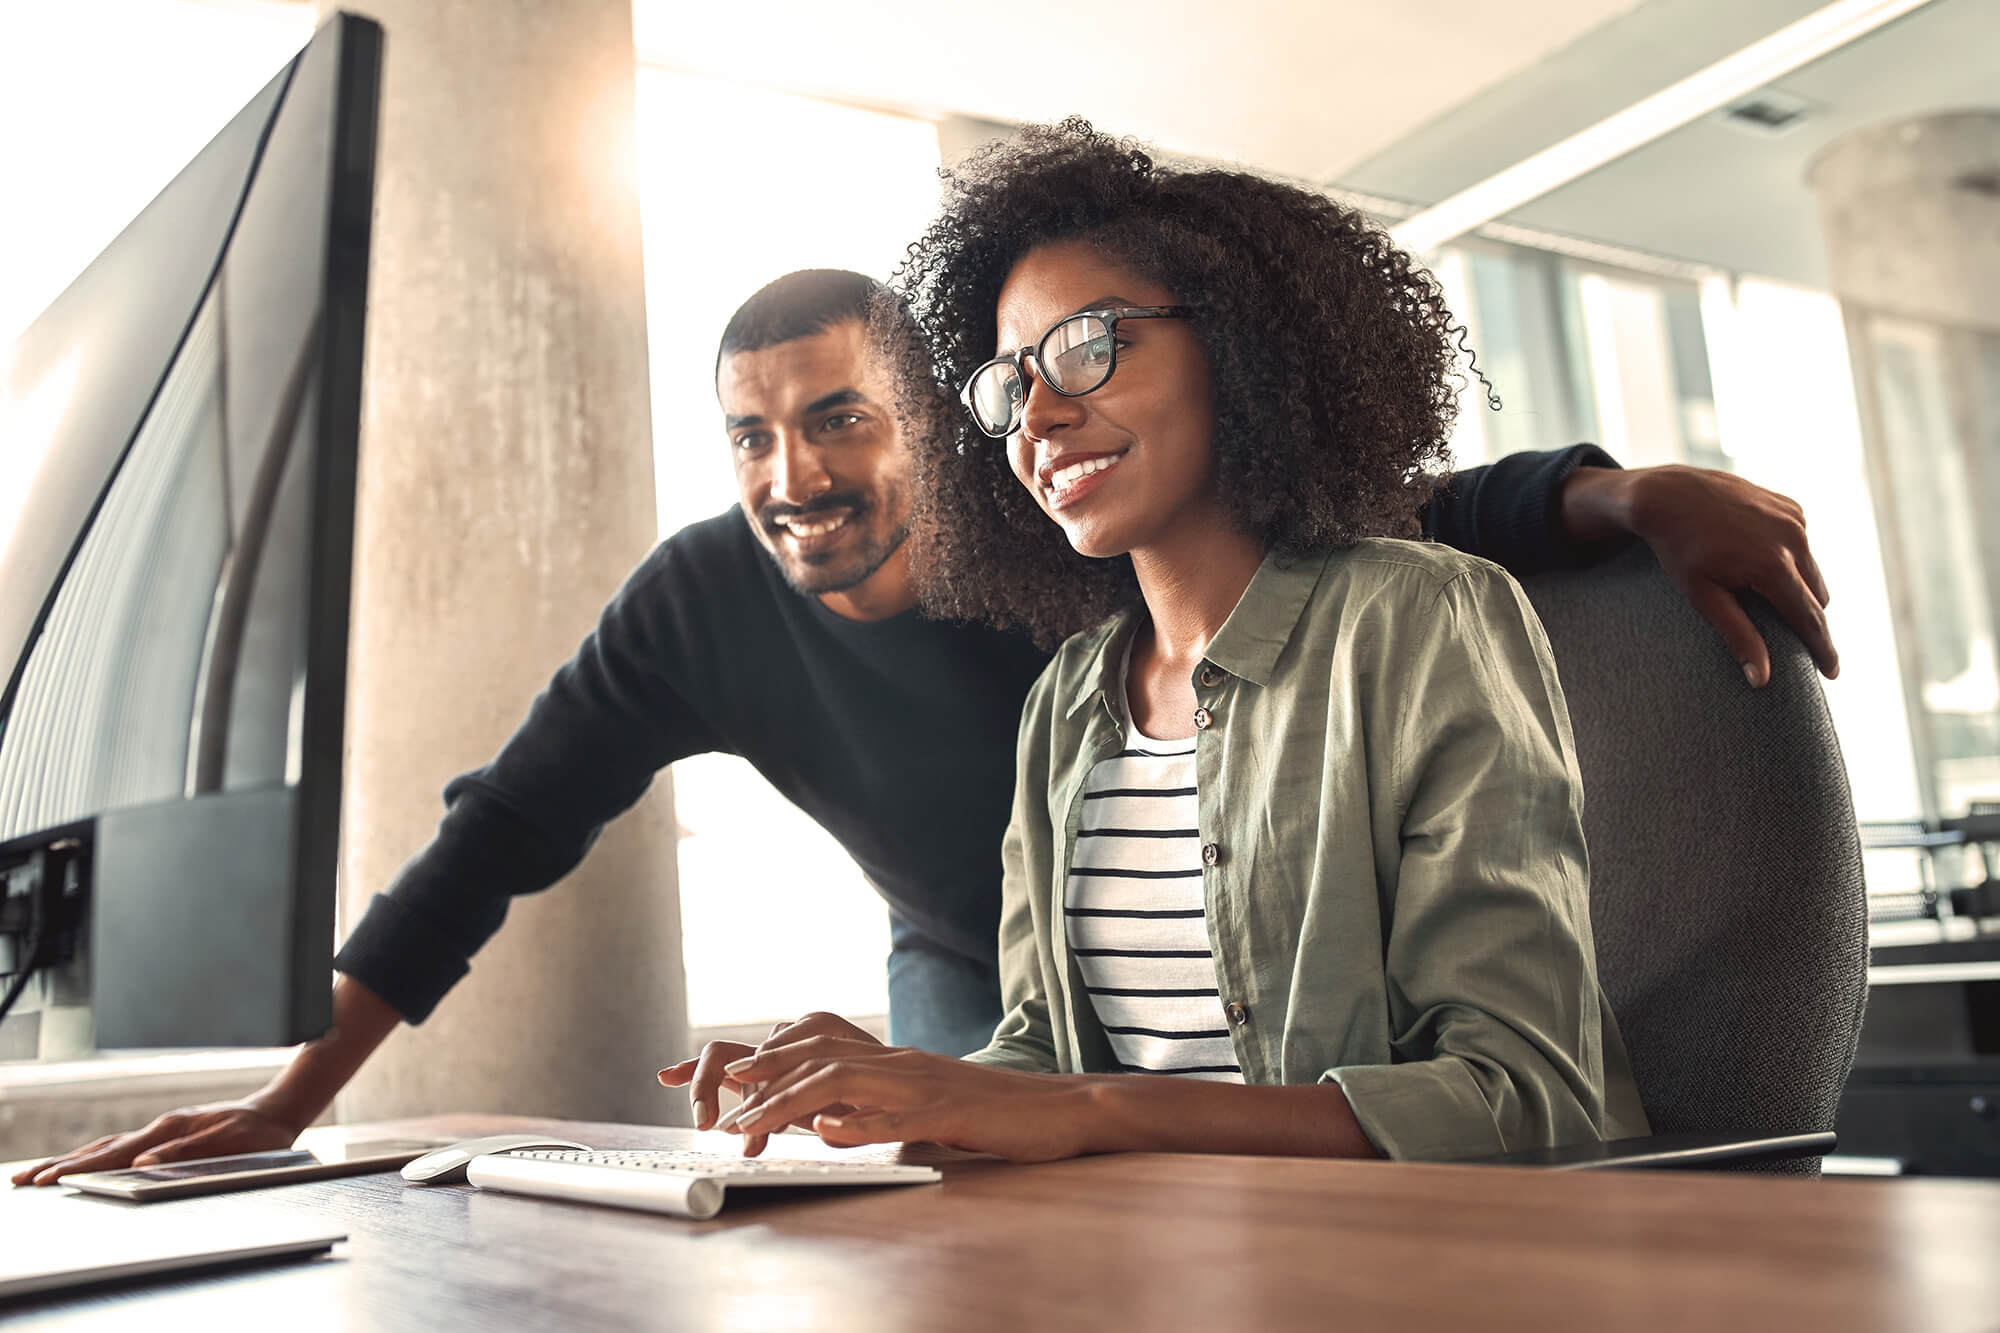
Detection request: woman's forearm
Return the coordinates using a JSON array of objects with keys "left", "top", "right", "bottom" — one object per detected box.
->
[{"left": 1072, "top": 1076, "right": 1381, "bottom": 1159}]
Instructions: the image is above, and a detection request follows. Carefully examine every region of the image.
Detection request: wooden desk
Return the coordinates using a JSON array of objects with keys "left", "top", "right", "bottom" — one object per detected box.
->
[{"left": 7, "top": 1113, "right": 2000, "bottom": 1331}]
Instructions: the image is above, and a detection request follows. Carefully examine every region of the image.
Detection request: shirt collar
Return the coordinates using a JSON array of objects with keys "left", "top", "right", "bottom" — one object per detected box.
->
[
  {"left": 1066, "top": 614, "right": 1141, "bottom": 720},
  {"left": 1063, "top": 549, "right": 1333, "bottom": 718},
  {"left": 1203, "top": 550, "right": 1331, "bottom": 687}
]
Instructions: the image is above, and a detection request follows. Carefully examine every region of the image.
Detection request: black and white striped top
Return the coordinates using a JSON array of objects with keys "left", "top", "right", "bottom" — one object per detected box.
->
[{"left": 1065, "top": 720, "right": 1243, "bottom": 1083}]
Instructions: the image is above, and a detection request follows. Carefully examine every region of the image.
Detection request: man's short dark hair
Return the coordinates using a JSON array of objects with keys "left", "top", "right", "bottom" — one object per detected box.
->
[{"left": 715, "top": 269, "right": 884, "bottom": 379}]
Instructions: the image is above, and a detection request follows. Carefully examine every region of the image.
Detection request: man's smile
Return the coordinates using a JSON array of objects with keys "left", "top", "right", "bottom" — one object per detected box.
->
[
  {"left": 773, "top": 509, "right": 852, "bottom": 540},
  {"left": 763, "top": 498, "right": 869, "bottom": 562}
]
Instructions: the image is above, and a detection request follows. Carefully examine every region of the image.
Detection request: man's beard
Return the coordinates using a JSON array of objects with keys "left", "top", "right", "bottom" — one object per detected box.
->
[{"left": 750, "top": 492, "right": 910, "bottom": 596}]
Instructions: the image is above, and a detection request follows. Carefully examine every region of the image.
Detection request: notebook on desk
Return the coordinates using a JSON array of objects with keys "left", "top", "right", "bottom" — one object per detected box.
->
[{"left": 0, "top": 1199, "right": 343, "bottom": 1300}]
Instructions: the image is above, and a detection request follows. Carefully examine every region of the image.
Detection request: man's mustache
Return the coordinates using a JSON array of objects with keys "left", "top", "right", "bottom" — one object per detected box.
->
[{"left": 760, "top": 492, "right": 870, "bottom": 532}]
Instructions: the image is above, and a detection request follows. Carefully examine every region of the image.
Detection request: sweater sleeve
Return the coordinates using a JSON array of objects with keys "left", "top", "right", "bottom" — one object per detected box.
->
[
  {"left": 1422, "top": 445, "right": 1625, "bottom": 576},
  {"left": 333, "top": 532, "right": 731, "bottom": 1023}
]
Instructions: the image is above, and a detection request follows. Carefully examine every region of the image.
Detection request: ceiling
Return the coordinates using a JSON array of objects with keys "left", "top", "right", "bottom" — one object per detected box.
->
[
  {"left": 1337, "top": 0, "right": 1836, "bottom": 205},
  {"left": 1499, "top": 0, "right": 1999, "bottom": 287},
  {"left": 1343, "top": 0, "right": 2000, "bottom": 288},
  {"left": 633, "top": 0, "right": 1999, "bottom": 289},
  {"left": 630, "top": 0, "right": 1651, "bottom": 183}
]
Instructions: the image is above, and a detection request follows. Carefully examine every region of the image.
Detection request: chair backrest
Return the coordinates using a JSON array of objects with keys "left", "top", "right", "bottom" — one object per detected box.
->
[{"left": 1520, "top": 543, "right": 1870, "bottom": 1175}]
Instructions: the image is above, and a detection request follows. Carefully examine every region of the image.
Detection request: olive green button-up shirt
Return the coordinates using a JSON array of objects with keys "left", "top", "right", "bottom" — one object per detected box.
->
[{"left": 965, "top": 539, "right": 1649, "bottom": 1160}]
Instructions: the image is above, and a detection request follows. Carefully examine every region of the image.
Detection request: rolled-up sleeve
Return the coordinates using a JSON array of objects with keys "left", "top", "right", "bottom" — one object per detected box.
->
[{"left": 1325, "top": 564, "right": 1618, "bottom": 1160}]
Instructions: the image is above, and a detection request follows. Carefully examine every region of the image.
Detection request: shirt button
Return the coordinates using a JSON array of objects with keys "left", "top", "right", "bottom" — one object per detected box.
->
[
  {"left": 1201, "top": 842, "right": 1221, "bottom": 866},
  {"left": 1192, "top": 707, "right": 1213, "bottom": 730},
  {"left": 1225, "top": 1001, "right": 1251, "bottom": 1026},
  {"left": 1199, "top": 665, "right": 1224, "bottom": 689}
]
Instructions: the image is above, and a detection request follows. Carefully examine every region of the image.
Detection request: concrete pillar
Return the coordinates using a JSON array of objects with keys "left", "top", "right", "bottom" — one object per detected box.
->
[
  {"left": 321, "top": 0, "right": 689, "bottom": 1126},
  {"left": 1808, "top": 111, "right": 2000, "bottom": 331},
  {"left": 1809, "top": 112, "right": 2000, "bottom": 822}
]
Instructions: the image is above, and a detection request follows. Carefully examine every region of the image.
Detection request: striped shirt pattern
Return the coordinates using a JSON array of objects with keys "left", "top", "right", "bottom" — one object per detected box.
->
[{"left": 1065, "top": 720, "right": 1243, "bottom": 1083}]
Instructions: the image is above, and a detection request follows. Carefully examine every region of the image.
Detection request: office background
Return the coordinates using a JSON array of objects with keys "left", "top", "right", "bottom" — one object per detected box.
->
[{"left": 0, "top": 0, "right": 1993, "bottom": 1162}]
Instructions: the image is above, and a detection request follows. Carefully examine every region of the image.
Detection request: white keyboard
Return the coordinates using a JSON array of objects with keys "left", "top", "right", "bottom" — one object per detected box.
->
[{"left": 464, "top": 1149, "right": 942, "bottom": 1221}]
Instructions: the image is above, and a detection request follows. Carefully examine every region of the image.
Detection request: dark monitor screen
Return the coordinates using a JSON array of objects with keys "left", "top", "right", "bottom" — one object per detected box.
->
[{"left": 0, "top": 12, "right": 380, "bottom": 1055}]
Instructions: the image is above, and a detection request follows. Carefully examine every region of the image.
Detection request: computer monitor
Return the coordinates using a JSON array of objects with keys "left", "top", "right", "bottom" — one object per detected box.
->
[{"left": 0, "top": 13, "right": 381, "bottom": 1056}]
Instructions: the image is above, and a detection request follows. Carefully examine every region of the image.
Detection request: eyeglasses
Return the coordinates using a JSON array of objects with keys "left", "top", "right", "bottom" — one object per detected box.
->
[{"left": 960, "top": 305, "right": 1192, "bottom": 439}]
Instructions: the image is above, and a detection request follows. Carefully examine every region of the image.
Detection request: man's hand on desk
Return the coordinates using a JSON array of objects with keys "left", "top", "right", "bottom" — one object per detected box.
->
[
  {"left": 1561, "top": 464, "right": 1839, "bottom": 688},
  {"left": 12, "top": 976, "right": 399, "bottom": 1188},
  {"left": 9, "top": 1100, "right": 301, "bottom": 1187}
]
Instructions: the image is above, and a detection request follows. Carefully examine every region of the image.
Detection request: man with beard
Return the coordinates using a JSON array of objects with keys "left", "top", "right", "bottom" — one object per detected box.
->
[{"left": 16, "top": 269, "right": 1836, "bottom": 1180}]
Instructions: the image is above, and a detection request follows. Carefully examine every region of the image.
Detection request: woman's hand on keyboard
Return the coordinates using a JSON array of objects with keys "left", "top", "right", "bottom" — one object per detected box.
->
[
  {"left": 659, "top": 1011, "right": 878, "bottom": 1154},
  {"left": 713, "top": 1036, "right": 1094, "bottom": 1164}
]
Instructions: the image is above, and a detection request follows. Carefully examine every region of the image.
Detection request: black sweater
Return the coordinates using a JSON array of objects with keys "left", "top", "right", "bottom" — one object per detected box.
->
[{"left": 336, "top": 445, "right": 1617, "bottom": 1022}]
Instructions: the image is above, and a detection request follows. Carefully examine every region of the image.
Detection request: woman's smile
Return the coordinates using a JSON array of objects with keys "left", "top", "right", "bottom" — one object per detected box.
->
[{"left": 1039, "top": 450, "right": 1127, "bottom": 510}]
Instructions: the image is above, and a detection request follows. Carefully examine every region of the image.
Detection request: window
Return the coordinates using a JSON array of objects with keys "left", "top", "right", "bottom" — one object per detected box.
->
[
  {"left": 1449, "top": 241, "right": 1922, "bottom": 853},
  {"left": 1437, "top": 243, "right": 1597, "bottom": 465},
  {"left": 1703, "top": 278, "right": 1932, "bottom": 910},
  {"left": 1701, "top": 278, "right": 1923, "bottom": 823},
  {"left": 1846, "top": 314, "right": 2000, "bottom": 818},
  {"left": 631, "top": 70, "right": 944, "bottom": 1028}
]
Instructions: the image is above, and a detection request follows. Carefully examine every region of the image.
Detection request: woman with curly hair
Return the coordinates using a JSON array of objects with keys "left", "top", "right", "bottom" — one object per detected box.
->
[{"left": 693, "top": 120, "right": 1647, "bottom": 1163}]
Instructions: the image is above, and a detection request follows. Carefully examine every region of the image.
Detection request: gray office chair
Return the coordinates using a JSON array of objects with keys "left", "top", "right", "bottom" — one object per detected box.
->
[{"left": 1490, "top": 542, "right": 1870, "bottom": 1175}]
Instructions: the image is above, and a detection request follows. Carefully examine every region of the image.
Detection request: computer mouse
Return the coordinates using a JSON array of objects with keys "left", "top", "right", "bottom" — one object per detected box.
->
[{"left": 400, "top": 1134, "right": 591, "bottom": 1185}]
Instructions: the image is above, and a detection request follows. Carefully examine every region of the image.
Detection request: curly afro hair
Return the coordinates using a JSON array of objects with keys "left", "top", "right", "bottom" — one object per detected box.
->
[{"left": 876, "top": 118, "right": 1477, "bottom": 650}]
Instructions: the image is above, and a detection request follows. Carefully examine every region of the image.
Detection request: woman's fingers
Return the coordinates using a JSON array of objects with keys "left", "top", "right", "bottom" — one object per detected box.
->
[
  {"left": 751, "top": 1013, "right": 881, "bottom": 1060},
  {"left": 725, "top": 1033, "right": 884, "bottom": 1089},
  {"left": 665, "top": 1042, "right": 754, "bottom": 1131},
  {"left": 667, "top": 1014, "right": 894, "bottom": 1147},
  {"left": 731, "top": 1065, "right": 859, "bottom": 1135},
  {"left": 717, "top": 1056, "right": 1068, "bottom": 1159},
  {"left": 730, "top": 1059, "right": 927, "bottom": 1137}
]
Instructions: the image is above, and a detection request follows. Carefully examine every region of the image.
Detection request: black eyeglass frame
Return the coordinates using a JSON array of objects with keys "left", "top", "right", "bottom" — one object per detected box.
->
[{"left": 959, "top": 305, "right": 1193, "bottom": 439}]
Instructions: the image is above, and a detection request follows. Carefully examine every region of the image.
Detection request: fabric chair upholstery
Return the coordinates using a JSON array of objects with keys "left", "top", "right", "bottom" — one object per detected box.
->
[{"left": 1519, "top": 542, "right": 1870, "bottom": 1176}]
